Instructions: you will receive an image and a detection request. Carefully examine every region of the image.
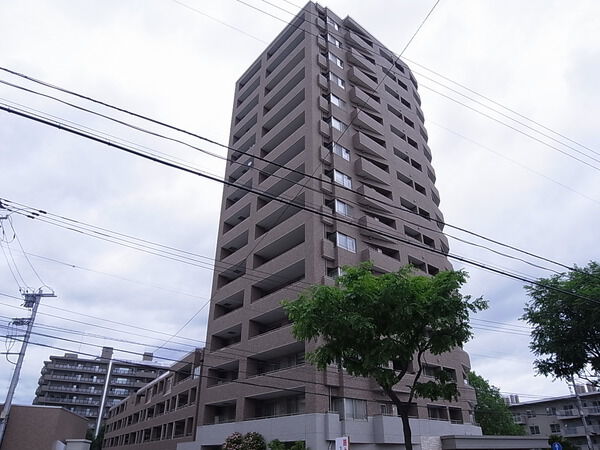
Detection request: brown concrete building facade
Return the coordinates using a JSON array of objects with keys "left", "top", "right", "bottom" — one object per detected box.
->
[
  {"left": 182, "top": 3, "right": 482, "bottom": 449},
  {"left": 34, "top": 346, "right": 166, "bottom": 429},
  {"left": 102, "top": 349, "right": 203, "bottom": 450},
  {"left": 0, "top": 404, "right": 88, "bottom": 450}
]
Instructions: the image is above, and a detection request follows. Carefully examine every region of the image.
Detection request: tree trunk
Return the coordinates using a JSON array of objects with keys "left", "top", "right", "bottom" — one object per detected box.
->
[
  {"left": 399, "top": 408, "right": 413, "bottom": 450},
  {"left": 383, "top": 387, "right": 414, "bottom": 450}
]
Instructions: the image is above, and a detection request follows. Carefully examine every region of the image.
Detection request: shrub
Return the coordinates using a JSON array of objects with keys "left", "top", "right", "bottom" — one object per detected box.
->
[
  {"left": 244, "top": 432, "right": 267, "bottom": 450},
  {"left": 222, "top": 432, "right": 244, "bottom": 450}
]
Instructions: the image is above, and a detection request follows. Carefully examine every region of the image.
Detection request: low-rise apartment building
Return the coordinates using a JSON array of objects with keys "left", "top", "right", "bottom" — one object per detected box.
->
[
  {"left": 34, "top": 346, "right": 167, "bottom": 428},
  {"left": 509, "top": 386, "right": 600, "bottom": 450},
  {"left": 102, "top": 349, "right": 203, "bottom": 450}
]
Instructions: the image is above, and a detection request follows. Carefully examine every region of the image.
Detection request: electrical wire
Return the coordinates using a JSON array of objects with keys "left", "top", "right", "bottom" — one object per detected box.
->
[
  {"left": 1, "top": 105, "right": 598, "bottom": 306},
  {"left": 250, "top": 0, "right": 600, "bottom": 163},
  {"left": 1, "top": 67, "right": 594, "bottom": 275}
]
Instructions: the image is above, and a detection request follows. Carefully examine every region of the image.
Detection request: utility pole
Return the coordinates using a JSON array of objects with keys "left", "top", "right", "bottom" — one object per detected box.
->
[
  {"left": 0, "top": 289, "right": 56, "bottom": 447},
  {"left": 571, "top": 376, "right": 594, "bottom": 450}
]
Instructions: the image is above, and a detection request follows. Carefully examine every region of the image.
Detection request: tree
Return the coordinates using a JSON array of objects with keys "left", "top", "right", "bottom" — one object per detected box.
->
[
  {"left": 548, "top": 435, "right": 577, "bottom": 450},
  {"left": 223, "top": 432, "right": 267, "bottom": 450},
  {"left": 283, "top": 263, "right": 487, "bottom": 450},
  {"left": 522, "top": 261, "right": 600, "bottom": 385},
  {"left": 467, "top": 371, "right": 523, "bottom": 435},
  {"left": 86, "top": 426, "right": 104, "bottom": 450},
  {"left": 222, "top": 432, "right": 244, "bottom": 450}
]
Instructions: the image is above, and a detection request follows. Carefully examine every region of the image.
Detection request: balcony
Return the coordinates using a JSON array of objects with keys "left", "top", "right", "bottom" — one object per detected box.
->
[
  {"left": 357, "top": 185, "right": 393, "bottom": 213},
  {"left": 355, "top": 156, "right": 390, "bottom": 185},
  {"left": 45, "top": 385, "right": 103, "bottom": 395},
  {"left": 50, "top": 363, "right": 107, "bottom": 374},
  {"left": 345, "top": 30, "right": 373, "bottom": 52},
  {"left": 347, "top": 47, "right": 376, "bottom": 74},
  {"left": 557, "top": 406, "right": 600, "bottom": 418},
  {"left": 358, "top": 215, "right": 396, "bottom": 243},
  {"left": 564, "top": 425, "right": 600, "bottom": 436},
  {"left": 348, "top": 66, "right": 378, "bottom": 92},
  {"left": 44, "top": 373, "right": 104, "bottom": 384},
  {"left": 351, "top": 108, "right": 384, "bottom": 136},
  {"left": 360, "top": 248, "right": 402, "bottom": 273},
  {"left": 349, "top": 87, "right": 380, "bottom": 113},
  {"left": 42, "top": 397, "right": 101, "bottom": 406},
  {"left": 353, "top": 131, "right": 387, "bottom": 160}
]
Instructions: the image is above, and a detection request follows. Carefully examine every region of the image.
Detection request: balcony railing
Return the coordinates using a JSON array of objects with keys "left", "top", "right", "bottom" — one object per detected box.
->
[
  {"left": 52, "top": 363, "right": 107, "bottom": 373},
  {"left": 46, "top": 385, "right": 103, "bottom": 395},
  {"left": 45, "top": 374, "right": 104, "bottom": 383},
  {"left": 43, "top": 397, "right": 101, "bottom": 406}
]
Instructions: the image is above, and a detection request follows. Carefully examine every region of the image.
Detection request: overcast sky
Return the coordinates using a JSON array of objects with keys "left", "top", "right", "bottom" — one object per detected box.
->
[{"left": 1, "top": 0, "right": 599, "bottom": 407}]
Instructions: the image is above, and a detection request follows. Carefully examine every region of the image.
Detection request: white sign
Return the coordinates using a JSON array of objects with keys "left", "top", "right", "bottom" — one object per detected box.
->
[{"left": 335, "top": 436, "right": 349, "bottom": 450}]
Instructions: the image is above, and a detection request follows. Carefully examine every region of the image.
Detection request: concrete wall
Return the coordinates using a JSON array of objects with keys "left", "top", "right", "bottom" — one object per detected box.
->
[
  {"left": 0, "top": 404, "right": 88, "bottom": 450},
  {"left": 177, "top": 413, "right": 481, "bottom": 450}
]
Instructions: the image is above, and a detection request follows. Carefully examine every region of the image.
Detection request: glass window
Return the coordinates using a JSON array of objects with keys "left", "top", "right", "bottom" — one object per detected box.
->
[
  {"left": 336, "top": 233, "right": 356, "bottom": 253},
  {"left": 334, "top": 199, "right": 352, "bottom": 216},
  {"left": 327, "top": 17, "right": 339, "bottom": 31},
  {"left": 330, "top": 94, "right": 345, "bottom": 108},
  {"left": 550, "top": 424, "right": 561, "bottom": 433},
  {"left": 332, "top": 143, "right": 350, "bottom": 160},
  {"left": 333, "top": 170, "right": 351, "bottom": 188},
  {"left": 529, "top": 425, "right": 540, "bottom": 435},
  {"left": 328, "top": 34, "right": 342, "bottom": 48},
  {"left": 331, "top": 117, "right": 347, "bottom": 132},
  {"left": 327, "top": 267, "right": 345, "bottom": 278},
  {"left": 328, "top": 52, "right": 344, "bottom": 68},
  {"left": 329, "top": 73, "right": 345, "bottom": 89},
  {"left": 342, "top": 398, "right": 366, "bottom": 419}
]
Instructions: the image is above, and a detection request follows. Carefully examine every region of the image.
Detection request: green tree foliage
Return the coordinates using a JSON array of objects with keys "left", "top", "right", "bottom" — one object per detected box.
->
[
  {"left": 467, "top": 371, "right": 523, "bottom": 435},
  {"left": 268, "top": 439, "right": 307, "bottom": 450},
  {"left": 522, "top": 261, "right": 600, "bottom": 385},
  {"left": 548, "top": 435, "right": 577, "bottom": 450},
  {"left": 86, "top": 425, "right": 104, "bottom": 450},
  {"left": 283, "top": 263, "right": 487, "bottom": 450}
]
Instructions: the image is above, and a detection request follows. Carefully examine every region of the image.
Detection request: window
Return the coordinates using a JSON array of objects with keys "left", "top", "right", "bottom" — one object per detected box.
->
[
  {"left": 327, "top": 267, "right": 345, "bottom": 278},
  {"left": 328, "top": 52, "right": 344, "bottom": 69},
  {"left": 327, "top": 34, "right": 342, "bottom": 48},
  {"left": 332, "top": 143, "right": 350, "bottom": 160},
  {"left": 336, "top": 232, "right": 356, "bottom": 253},
  {"left": 331, "top": 117, "right": 347, "bottom": 132},
  {"left": 380, "top": 403, "right": 397, "bottom": 416},
  {"left": 330, "top": 94, "right": 345, "bottom": 109},
  {"left": 329, "top": 73, "right": 345, "bottom": 89},
  {"left": 550, "top": 424, "right": 561, "bottom": 433},
  {"left": 526, "top": 409, "right": 536, "bottom": 418},
  {"left": 529, "top": 425, "right": 540, "bottom": 435},
  {"left": 334, "top": 199, "right": 352, "bottom": 216},
  {"left": 333, "top": 170, "right": 351, "bottom": 188},
  {"left": 327, "top": 17, "right": 339, "bottom": 31}
]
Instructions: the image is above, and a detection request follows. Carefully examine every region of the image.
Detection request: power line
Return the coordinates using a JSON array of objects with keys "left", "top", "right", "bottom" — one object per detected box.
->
[
  {"left": 0, "top": 72, "right": 589, "bottom": 277},
  {"left": 0, "top": 295, "right": 203, "bottom": 349},
  {"left": 402, "top": 56, "right": 600, "bottom": 158},
  {"left": 0, "top": 332, "right": 559, "bottom": 405},
  {"left": 254, "top": 0, "right": 600, "bottom": 164},
  {"left": 224, "top": 2, "right": 600, "bottom": 169},
  {"left": 2, "top": 105, "right": 599, "bottom": 307},
  {"left": 171, "top": 0, "right": 268, "bottom": 44}
]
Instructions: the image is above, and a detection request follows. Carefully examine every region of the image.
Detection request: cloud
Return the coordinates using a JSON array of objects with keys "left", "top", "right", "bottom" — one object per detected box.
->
[{"left": 1, "top": 0, "right": 598, "bottom": 406}]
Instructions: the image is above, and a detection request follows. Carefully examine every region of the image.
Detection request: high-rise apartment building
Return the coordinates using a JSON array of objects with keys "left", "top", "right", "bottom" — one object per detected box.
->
[
  {"left": 186, "top": 3, "right": 481, "bottom": 449},
  {"left": 33, "top": 347, "right": 166, "bottom": 429}
]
